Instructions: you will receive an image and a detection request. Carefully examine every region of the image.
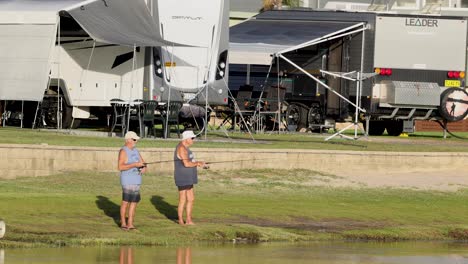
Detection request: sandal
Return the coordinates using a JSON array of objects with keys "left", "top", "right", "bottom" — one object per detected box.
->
[{"left": 121, "top": 226, "right": 129, "bottom": 231}]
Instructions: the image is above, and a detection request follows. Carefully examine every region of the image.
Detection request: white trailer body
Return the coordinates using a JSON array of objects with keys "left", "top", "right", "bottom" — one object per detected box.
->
[
  {"left": 374, "top": 16, "right": 467, "bottom": 72},
  {"left": 49, "top": 39, "right": 145, "bottom": 119},
  {"left": 151, "top": 0, "right": 230, "bottom": 105}
]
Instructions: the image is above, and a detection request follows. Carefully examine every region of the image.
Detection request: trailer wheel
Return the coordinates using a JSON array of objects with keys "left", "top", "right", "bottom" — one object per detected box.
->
[
  {"left": 367, "top": 120, "right": 385, "bottom": 136},
  {"left": 307, "top": 104, "right": 323, "bottom": 132},
  {"left": 43, "top": 95, "right": 80, "bottom": 129},
  {"left": 286, "top": 103, "right": 307, "bottom": 131},
  {"left": 385, "top": 120, "right": 403, "bottom": 136}
]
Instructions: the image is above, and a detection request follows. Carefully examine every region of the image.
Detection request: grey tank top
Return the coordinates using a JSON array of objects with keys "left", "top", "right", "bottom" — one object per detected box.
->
[
  {"left": 120, "top": 146, "right": 142, "bottom": 186},
  {"left": 174, "top": 143, "right": 198, "bottom": 187}
]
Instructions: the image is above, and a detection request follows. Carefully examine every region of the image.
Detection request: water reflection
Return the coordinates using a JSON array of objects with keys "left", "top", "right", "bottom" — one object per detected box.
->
[
  {"left": 119, "top": 247, "right": 133, "bottom": 264},
  {"left": 2, "top": 241, "right": 468, "bottom": 263},
  {"left": 176, "top": 247, "right": 192, "bottom": 264}
]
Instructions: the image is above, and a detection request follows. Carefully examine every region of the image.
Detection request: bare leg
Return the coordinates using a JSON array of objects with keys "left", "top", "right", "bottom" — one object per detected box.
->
[
  {"left": 127, "top": 247, "right": 133, "bottom": 264},
  {"left": 178, "top": 190, "right": 187, "bottom": 225},
  {"left": 127, "top": 202, "right": 138, "bottom": 228},
  {"left": 185, "top": 247, "right": 192, "bottom": 264},
  {"left": 119, "top": 247, "right": 125, "bottom": 263},
  {"left": 176, "top": 247, "right": 184, "bottom": 264},
  {"left": 120, "top": 201, "right": 129, "bottom": 227},
  {"left": 185, "top": 188, "right": 195, "bottom": 225}
]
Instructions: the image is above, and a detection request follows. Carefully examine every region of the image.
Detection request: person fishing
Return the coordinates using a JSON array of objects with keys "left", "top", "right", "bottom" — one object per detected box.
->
[
  {"left": 118, "top": 131, "right": 146, "bottom": 231},
  {"left": 174, "top": 130, "right": 206, "bottom": 225}
]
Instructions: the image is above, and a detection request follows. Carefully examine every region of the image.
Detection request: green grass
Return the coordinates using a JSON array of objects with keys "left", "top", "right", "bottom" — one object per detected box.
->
[
  {"left": 0, "top": 169, "right": 467, "bottom": 247},
  {"left": 0, "top": 127, "right": 467, "bottom": 152}
]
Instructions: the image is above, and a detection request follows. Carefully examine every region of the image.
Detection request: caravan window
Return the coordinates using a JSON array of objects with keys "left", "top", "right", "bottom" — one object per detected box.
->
[{"left": 394, "top": 0, "right": 418, "bottom": 8}]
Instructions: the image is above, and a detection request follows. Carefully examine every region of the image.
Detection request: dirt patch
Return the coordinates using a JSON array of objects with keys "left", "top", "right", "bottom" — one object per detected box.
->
[{"left": 202, "top": 215, "right": 389, "bottom": 233}]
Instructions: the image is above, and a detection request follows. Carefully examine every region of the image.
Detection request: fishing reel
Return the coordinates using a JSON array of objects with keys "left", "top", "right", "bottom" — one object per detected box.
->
[{"left": 137, "top": 165, "right": 147, "bottom": 173}]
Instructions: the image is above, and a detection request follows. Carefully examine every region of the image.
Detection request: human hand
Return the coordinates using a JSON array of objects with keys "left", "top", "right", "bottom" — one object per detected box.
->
[
  {"left": 199, "top": 161, "right": 210, "bottom": 169},
  {"left": 135, "top": 162, "right": 145, "bottom": 168}
]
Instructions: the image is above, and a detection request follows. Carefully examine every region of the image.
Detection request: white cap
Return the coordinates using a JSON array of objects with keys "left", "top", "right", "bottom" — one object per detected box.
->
[
  {"left": 182, "top": 130, "right": 196, "bottom": 140},
  {"left": 124, "top": 131, "right": 140, "bottom": 140}
]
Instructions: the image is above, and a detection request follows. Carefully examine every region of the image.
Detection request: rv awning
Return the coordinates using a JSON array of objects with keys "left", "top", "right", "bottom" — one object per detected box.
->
[
  {"left": 65, "top": 0, "right": 175, "bottom": 47},
  {"left": 229, "top": 19, "right": 365, "bottom": 65}
]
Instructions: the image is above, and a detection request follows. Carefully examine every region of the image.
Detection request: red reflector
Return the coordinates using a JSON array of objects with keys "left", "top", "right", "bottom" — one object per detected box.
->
[
  {"left": 454, "top": 71, "right": 460, "bottom": 78},
  {"left": 153, "top": 95, "right": 157, "bottom": 100},
  {"left": 224, "top": 98, "right": 227, "bottom": 103},
  {"left": 385, "top": 68, "right": 392, "bottom": 75},
  {"left": 448, "top": 71, "right": 454, "bottom": 78}
]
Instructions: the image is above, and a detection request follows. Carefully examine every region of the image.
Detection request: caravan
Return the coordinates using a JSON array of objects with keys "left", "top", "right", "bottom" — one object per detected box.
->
[
  {"left": 0, "top": 0, "right": 229, "bottom": 129},
  {"left": 229, "top": 10, "right": 468, "bottom": 135}
]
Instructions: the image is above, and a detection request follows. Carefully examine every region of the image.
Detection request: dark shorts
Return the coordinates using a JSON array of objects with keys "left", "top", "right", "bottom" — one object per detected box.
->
[
  {"left": 122, "top": 185, "right": 141, "bottom": 203},
  {"left": 177, "top": 185, "right": 193, "bottom": 191}
]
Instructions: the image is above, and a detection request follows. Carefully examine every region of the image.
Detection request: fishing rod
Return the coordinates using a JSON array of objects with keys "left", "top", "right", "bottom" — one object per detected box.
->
[
  {"left": 138, "top": 158, "right": 268, "bottom": 172},
  {"left": 142, "top": 158, "right": 268, "bottom": 166}
]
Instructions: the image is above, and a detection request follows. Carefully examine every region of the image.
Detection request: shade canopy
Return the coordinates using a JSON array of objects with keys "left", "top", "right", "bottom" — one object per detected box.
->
[
  {"left": 229, "top": 16, "right": 363, "bottom": 65},
  {"left": 66, "top": 0, "right": 175, "bottom": 47}
]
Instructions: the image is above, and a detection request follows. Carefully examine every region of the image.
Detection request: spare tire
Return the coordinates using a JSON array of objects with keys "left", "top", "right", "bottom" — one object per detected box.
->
[{"left": 439, "top": 88, "right": 468, "bottom": 122}]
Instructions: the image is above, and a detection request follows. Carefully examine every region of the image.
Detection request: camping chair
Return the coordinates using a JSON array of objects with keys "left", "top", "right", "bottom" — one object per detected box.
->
[
  {"left": 155, "top": 101, "right": 182, "bottom": 138},
  {"left": 141, "top": 100, "right": 158, "bottom": 138},
  {"left": 110, "top": 98, "right": 129, "bottom": 137}
]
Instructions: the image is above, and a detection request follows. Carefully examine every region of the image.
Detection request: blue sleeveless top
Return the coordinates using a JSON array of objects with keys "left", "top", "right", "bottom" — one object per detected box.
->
[
  {"left": 174, "top": 143, "right": 198, "bottom": 187},
  {"left": 120, "top": 146, "right": 142, "bottom": 186}
]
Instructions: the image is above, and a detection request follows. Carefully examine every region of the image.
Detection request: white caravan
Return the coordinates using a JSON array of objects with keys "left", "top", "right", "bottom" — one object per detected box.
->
[
  {"left": 151, "top": 0, "right": 230, "bottom": 105},
  {"left": 0, "top": 0, "right": 229, "bottom": 128}
]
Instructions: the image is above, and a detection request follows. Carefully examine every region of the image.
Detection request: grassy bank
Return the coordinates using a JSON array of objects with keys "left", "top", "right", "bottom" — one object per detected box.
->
[
  {"left": 0, "top": 169, "right": 467, "bottom": 247},
  {"left": 0, "top": 127, "right": 468, "bottom": 152}
]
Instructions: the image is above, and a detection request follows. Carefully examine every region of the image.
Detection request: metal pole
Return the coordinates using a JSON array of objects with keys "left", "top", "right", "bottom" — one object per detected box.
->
[
  {"left": 354, "top": 72, "right": 360, "bottom": 138},
  {"left": 165, "top": 45, "right": 175, "bottom": 139},
  {"left": 20, "top": 101, "right": 24, "bottom": 128},
  {"left": 358, "top": 25, "right": 367, "bottom": 138},
  {"left": 2, "top": 101, "right": 6, "bottom": 127},
  {"left": 276, "top": 56, "right": 281, "bottom": 133},
  {"left": 204, "top": 82, "right": 208, "bottom": 140},
  {"left": 57, "top": 18, "right": 61, "bottom": 130},
  {"left": 127, "top": 44, "right": 137, "bottom": 133}
]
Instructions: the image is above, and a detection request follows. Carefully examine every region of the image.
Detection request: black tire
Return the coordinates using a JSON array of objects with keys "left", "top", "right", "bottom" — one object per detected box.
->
[
  {"left": 43, "top": 96, "right": 80, "bottom": 129},
  {"left": 307, "top": 104, "right": 323, "bottom": 132},
  {"left": 385, "top": 120, "right": 403, "bottom": 136},
  {"left": 439, "top": 88, "right": 468, "bottom": 122},
  {"left": 367, "top": 120, "right": 386, "bottom": 136},
  {"left": 286, "top": 104, "right": 308, "bottom": 131}
]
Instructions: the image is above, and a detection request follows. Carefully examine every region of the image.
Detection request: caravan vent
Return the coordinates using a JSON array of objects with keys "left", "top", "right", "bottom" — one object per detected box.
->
[{"left": 324, "top": 1, "right": 370, "bottom": 11}]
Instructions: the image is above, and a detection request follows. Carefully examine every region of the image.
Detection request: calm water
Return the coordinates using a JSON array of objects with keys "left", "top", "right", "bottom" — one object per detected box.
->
[{"left": 1, "top": 241, "right": 468, "bottom": 264}]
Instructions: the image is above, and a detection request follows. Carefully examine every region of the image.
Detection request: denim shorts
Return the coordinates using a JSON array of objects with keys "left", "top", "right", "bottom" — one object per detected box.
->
[{"left": 122, "top": 185, "right": 141, "bottom": 203}]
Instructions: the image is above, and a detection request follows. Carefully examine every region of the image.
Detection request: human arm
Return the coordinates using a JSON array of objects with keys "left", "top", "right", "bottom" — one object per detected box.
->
[
  {"left": 117, "top": 149, "right": 145, "bottom": 171},
  {"left": 138, "top": 153, "right": 147, "bottom": 174}
]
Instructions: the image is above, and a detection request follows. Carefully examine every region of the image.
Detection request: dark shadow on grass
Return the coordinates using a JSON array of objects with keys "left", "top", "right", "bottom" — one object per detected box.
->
[
  {"left": 150, "top": 195, "right": 177, "bottom": 222},
  {"left": 96, "top": 195, "right": 120, "bottom": 227}
]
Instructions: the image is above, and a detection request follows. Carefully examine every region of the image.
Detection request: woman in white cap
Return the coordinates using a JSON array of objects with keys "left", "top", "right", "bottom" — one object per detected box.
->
[
  {"left": 118, "top": 131, "right": 146, "bottom": 230},
  {"left": 174, "top": 130, "right": 206, "bottom": 225}
]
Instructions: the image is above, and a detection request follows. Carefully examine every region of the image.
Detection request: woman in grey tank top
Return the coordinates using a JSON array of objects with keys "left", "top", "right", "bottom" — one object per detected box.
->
[{"left": 174, "top": 131, "right": 206, "bottom": 225}]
